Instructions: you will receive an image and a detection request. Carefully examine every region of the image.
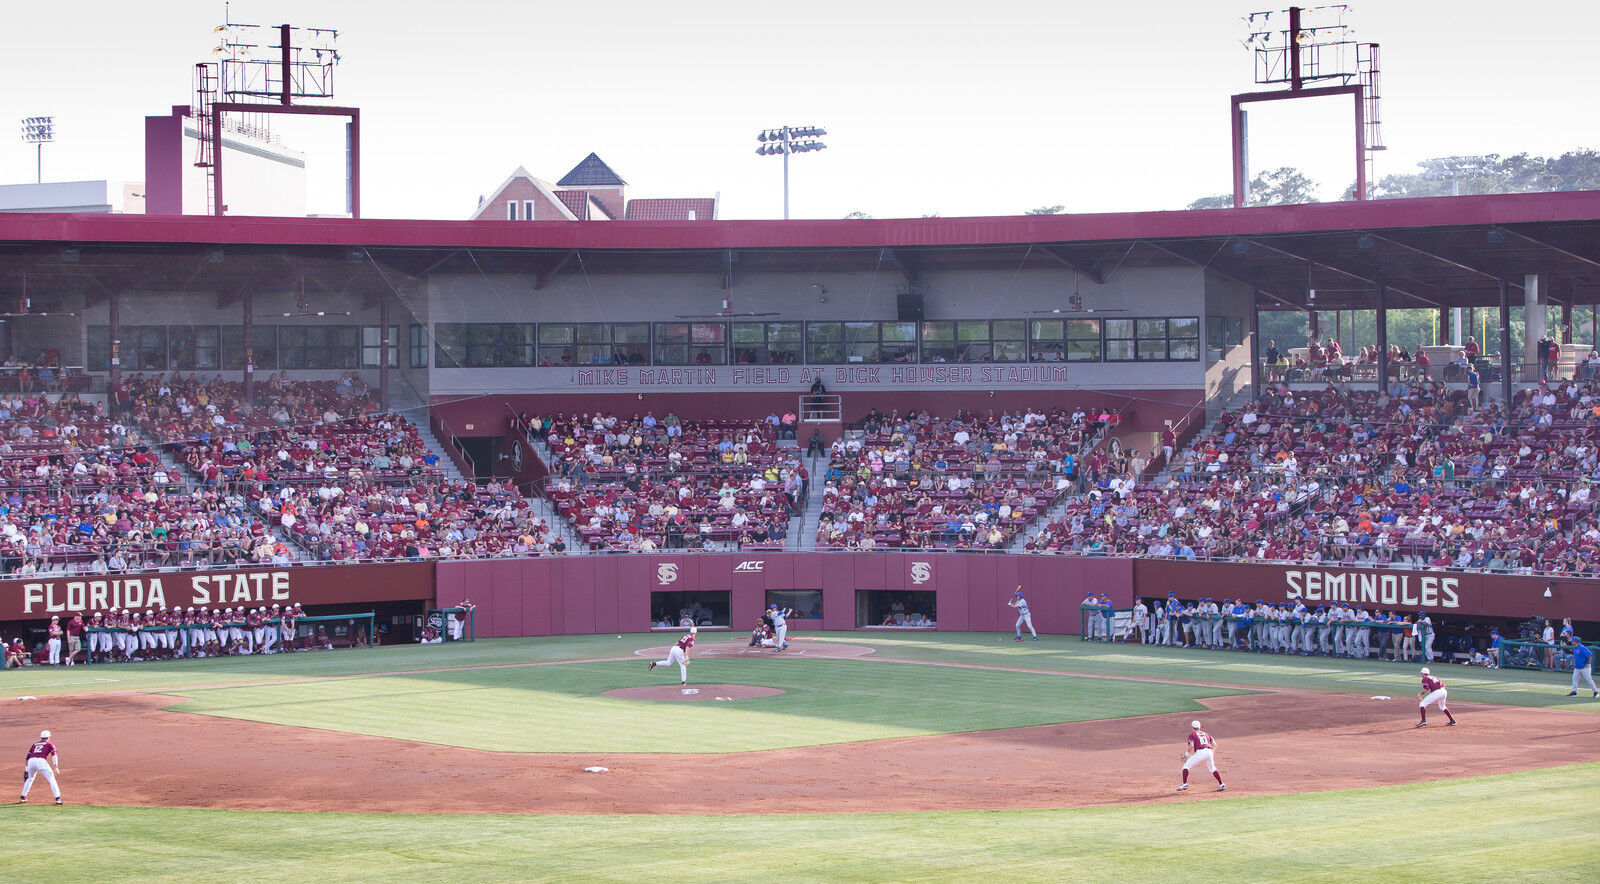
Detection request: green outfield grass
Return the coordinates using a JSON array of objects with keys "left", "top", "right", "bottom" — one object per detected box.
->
[
  {"left": 167, "top": 658, "right": 1246, "bottom": 752},
  {"left": 3, "top": 762, "right": 1596, "bottom": 882}
]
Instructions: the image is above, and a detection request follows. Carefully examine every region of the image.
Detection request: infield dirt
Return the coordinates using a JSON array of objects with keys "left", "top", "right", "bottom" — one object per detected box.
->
[{"left": 4, "top": 686, "right": 1596, "bottom": 815}]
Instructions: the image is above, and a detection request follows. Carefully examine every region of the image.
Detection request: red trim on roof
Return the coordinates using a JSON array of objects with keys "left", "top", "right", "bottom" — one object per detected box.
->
[{"left": 2, "top": 191, "right": 1599, "bottom": 250}]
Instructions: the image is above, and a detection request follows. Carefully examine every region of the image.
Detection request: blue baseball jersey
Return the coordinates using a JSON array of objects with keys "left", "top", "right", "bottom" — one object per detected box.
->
[{"left": 1575, "top": 643, "right": 1593, "bottom": 669}]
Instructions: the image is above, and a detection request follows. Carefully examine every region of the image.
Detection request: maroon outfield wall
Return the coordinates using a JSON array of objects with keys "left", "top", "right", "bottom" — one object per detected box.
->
[
  {"left": 1134, "top": 559, "right": 1600, "bottom": 621},
  {"left": 434, "top": 553, "right": 1133, "bottom": 637},
  {"left": 0, "top": 562, "right": 435, "bottom": 620}
]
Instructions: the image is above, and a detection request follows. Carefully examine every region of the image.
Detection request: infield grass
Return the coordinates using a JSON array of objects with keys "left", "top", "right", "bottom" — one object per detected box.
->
[
  {"left": 3, "top": 761, "right": 1596, "bottom": 882},
  {"left": 166, "top": 658, "right": 1247, "bottom": 752}
]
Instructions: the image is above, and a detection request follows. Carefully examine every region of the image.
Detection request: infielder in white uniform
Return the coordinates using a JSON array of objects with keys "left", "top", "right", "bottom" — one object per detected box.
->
[
  {"left": 648, "top": 625, "right": 696, "bottom": 685},
  {"left": 1010, "top": 587, "right": 1037, "bottom": 641},
  {"left": 20, "top": 730, "right": 62, "bottom": 805},
  {"left": 769, "top": 604, "right": 792, "bottom": 651}
]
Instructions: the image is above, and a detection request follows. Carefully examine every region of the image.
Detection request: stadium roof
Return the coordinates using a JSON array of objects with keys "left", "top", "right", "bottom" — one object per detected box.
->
[{"left": 2, "top": 190, "right": 1599, "bottom": 311}]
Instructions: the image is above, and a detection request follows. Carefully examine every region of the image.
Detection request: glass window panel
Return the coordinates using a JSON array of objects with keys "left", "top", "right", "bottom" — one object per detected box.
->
[
  {"left": 1104, "top": 319, "right": 1134, "bottom": 339},
  {"left": 992, "top": 319, "right": 1025, "bottom": 340},
  {"left": 1137, "top": 340, "right": 1169, "bottom": 360},
  {"left": 613, "top": 322, "right": 649, "bottom": 344},
  {"left": 767, "top": 321, "right": 802, "bottom": 343},
  {"left": 842, "top": 322, "right": 879, "bottom": 344},
  {"left": 1169, "top": 316, "right": 1200, "bottom": 338},
  {"left": 1170, "top": 339, "right": 1201, "bottom": 360},
  {"left": 957, "top": 321, "right": 990, "bottom": 342},
  {"left": 1136, "top": 319, "right": 1167, "bottom": 338},
  {"left": 993, "top": 340, "right": 1027, "bottom": 362},
  {"left": 1066, "top": 338, "right": 1102, "bottom": 361},
  {"left": 807, "top": 322, "right": 841, "bottom": 342},
  {"left": 881, "top": 321, "right": 917, "bottom": 343},
  {"left": 1105, "top": 338, "right": 1136, "bottom": 361},
  {"left": 732, "top": 322, "right": 766, "bottom": 344},
  {"left": 575, "top": 323, "right": 609, "bottom": 344},
  {"left": 690, "top": 322, "right": 725, "bottom": 344},
  {"left": 87, "top": 326, "right": 109, "bottom": 372},
  {"left": 539, "top": 324, "right": 574, "bottom": 344},
  {"left": 956, "top": 342, "right": 990, "bottom": 363},
  {"left": 921, "top": 321, "right": 954, "bottom": 342},
  {"left": 654, "top": 323, "right": 689, "bottom": 344},
  {"left": 1031, "top": 319, "right": 1064, "bottom": 341}
]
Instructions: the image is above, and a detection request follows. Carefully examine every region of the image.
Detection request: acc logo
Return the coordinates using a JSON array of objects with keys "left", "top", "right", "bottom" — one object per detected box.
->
[
  {"left": 657, "top": 563, "right": 680, "bottom": 585},
  {"left": 910, "top": 561, "right": 932, "bottom": 584},
  {"left": 733, "top": 560, "right": 765, "bottom": 573}
]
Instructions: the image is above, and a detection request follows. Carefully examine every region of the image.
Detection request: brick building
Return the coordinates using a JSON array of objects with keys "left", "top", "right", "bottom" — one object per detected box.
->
[{"left": 471, "top": 152, "right": 717, "bottom": 222}]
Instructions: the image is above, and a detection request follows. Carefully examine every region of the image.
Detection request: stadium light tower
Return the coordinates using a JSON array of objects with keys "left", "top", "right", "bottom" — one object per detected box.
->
[
  {"left": 20, "top": 116, "right": 54, "bottom": 184},
  {"left": 1231, "top": 6, "right": 1384, "bottom": 206},
  {"left": 756, "top": 126, "right": 827, "bottom": 219}
]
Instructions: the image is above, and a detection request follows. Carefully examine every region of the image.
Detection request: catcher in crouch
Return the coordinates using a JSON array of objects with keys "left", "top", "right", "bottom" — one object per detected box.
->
[{"left": 749, "top": 617, "right": 778, "bottom": 649}]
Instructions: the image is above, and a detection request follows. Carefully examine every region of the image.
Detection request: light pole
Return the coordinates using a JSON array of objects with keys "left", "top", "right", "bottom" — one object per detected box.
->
[
  {"left": 21, "top": 116, "right": 54, "bottom": 184},
  {"left": 756, "top": 126, "right": 826, "bottom": 219}
]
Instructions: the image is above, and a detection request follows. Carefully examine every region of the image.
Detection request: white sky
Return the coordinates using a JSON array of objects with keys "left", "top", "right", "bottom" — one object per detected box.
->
[{"left": 1, "top": 0, "right": 1596, "bottom": 220}]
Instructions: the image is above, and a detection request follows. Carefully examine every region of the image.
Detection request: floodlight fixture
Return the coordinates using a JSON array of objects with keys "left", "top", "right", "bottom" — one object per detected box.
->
[
  {"left": 20, "top": 115, "right": 54, "bottom": 183},
  {"left": 755, "top": 124, "right": 829, "bottom": 220}
]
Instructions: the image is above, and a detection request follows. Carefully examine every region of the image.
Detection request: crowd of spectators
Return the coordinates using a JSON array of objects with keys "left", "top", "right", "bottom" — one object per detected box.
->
[
  {"left": 538, "top": 411, "right": 804, "bottom": 551},
  {"left": 1025, "top": 378, "right": 1600, "bottom": 576},
  {"left": 814, "top": 407, "right": 1101, "bottom": 550}
]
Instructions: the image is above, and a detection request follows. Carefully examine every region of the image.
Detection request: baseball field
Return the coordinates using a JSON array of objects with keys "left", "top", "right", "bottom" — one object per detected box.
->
[{"left": 3, "top": 631, "right": 1598, "bottom": 882}]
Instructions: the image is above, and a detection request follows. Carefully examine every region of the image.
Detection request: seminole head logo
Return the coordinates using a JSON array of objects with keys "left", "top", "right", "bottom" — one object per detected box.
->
[
  {"left": 910, "top": 561, "right": 932, "bottom": 584},
  {"left": 657, "top": 563, "right": 680, "bottom": 585}
]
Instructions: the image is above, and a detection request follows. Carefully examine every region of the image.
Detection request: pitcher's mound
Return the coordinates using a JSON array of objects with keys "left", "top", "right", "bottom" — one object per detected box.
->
[
  {"left": 604, "top": 684, "right": 785, "bottom": 702},
  {"left": 636, "top": 641, "right": 874, "bottom": 659}
]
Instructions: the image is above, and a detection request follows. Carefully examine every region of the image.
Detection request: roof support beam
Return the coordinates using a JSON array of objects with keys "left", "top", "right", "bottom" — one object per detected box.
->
[
  {"left": 1138, "top": 239, "right": 1299, "bottom": 307},
  {"left": 879, "top": 248, "right": 918, "bottom": 284},
  {"left": 1367, "top": 232, "right": 1522, "bottom": 287},
  {"left": 1496, "top": 226, "right": 1600, "bottom": 273},
  {"left": 535, "top": 250, "right": 577, "bottom": 290},
  {"left": 1039, "top": 245, "right": 1105, "bottom": 285},
  {"left": 1239, "top": 237, "right": 1447, "bottom": 307}
]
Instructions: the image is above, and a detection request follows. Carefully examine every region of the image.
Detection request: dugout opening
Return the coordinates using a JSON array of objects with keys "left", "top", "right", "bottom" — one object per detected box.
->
[
  {"left": 766, "top": 589, "right": 822, "bottom": 622},
  {"left": 651, "top": 590, "right": 730, "bottom": 629},
  {"left": 855, "top": 590, "right": 937, "bottom": 629}
]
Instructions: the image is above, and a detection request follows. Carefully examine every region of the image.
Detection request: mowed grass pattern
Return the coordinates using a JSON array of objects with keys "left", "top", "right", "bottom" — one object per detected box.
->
[
  {"left": 2, "top": 762, "right": 1596, "bottom": 882},
  {"left": 168, "top": 658, "right": 1247, "bottom": 753}
]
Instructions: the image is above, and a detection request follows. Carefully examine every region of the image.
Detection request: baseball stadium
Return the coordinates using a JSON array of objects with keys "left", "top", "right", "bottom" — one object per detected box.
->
[{"left": 5, "top": 5, "right": 1600, "bottom": 882}]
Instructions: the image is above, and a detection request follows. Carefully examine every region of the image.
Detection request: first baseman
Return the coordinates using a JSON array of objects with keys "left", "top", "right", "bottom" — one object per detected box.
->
[
  {"left": 1178, "top": 720, "right": 1225, "bottom": 792},
  {"left": 1010, "top": 587, "right": 1037, "bottom": 641},
  {"left": 648, "top": 625, "right": 696, "bottom": 685},
  {"left": 1416, "top": 667, "right": 1457, "bottom": 727},
  {"left": 19, "top": 729, "right": 62, "bottom": 805}
]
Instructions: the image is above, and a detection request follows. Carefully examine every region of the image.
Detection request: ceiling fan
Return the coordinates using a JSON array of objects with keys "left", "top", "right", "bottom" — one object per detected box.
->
[
  {"left": 1027, "top": 270, "right": 1129, "bottom": 315},
  {"left": 0, "top": 298, "right": 78, "bottom": 320},
  {"left": 675, "top": 299, "right": 780, "bottom": 319},
  {"left": 257, "top": 277, "right": 353, "bottom": 318}
]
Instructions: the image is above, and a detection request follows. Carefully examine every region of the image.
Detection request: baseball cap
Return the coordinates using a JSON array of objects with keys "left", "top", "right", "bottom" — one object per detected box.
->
[
  {"left": 689, "top": 625, "right": 698, "bottom": 634},
  {"left": 1190, "top": 721, "right": 1201, "bottom": 729},
  {"left": 1420, "top": 667, "right": 1430, "bottom": 675},
  {"left": 39, "top": 730, "right": 50, "bottom": 739}
]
